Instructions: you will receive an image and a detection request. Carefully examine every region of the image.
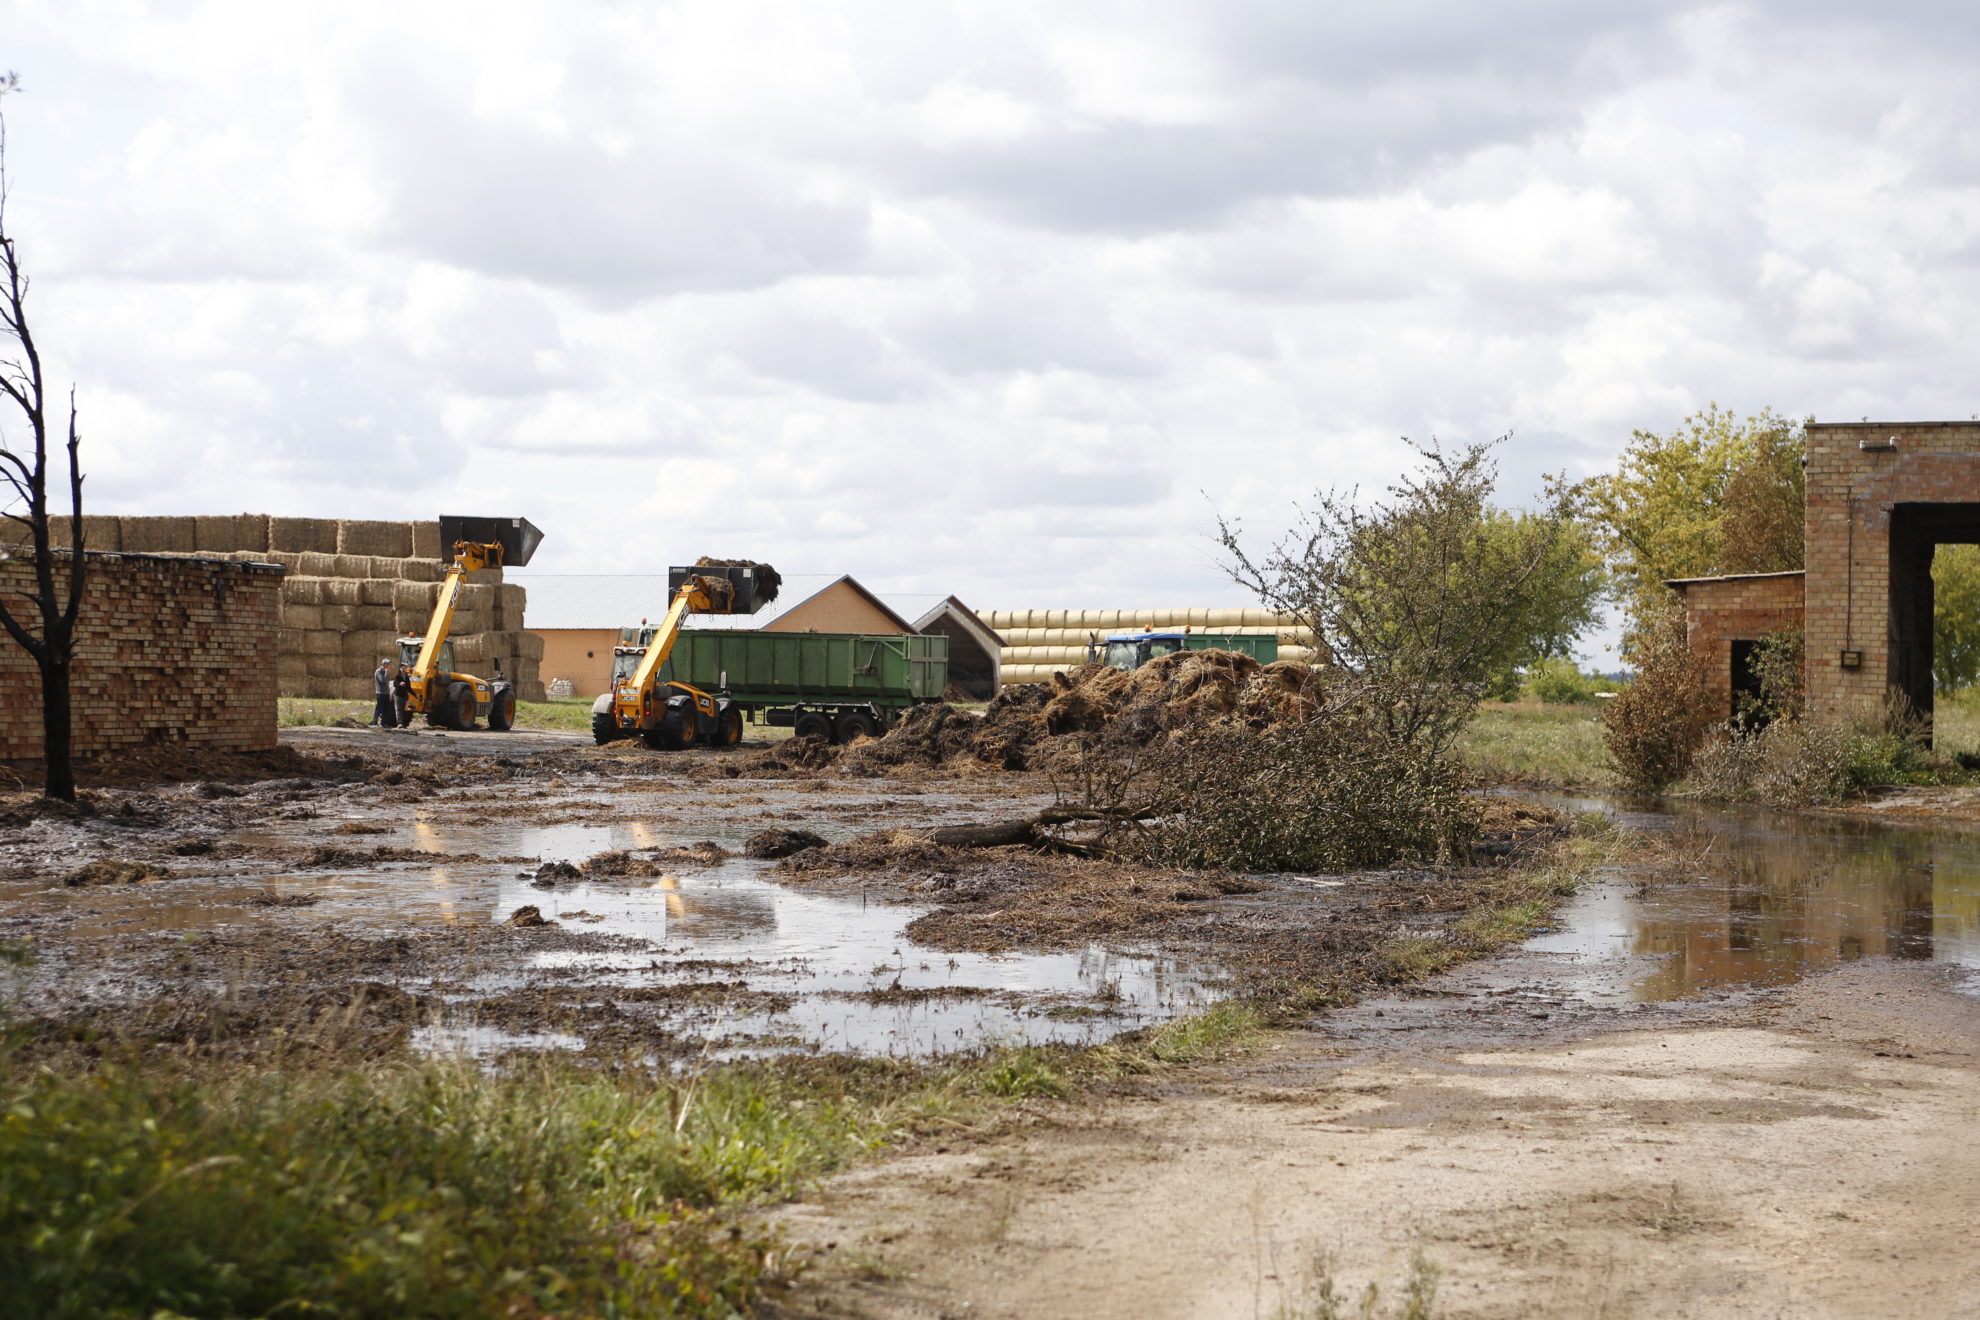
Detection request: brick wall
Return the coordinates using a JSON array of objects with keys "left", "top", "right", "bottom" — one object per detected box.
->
[
  {"left": 5, "top": 515, "right": 544, "bottom": 703},
  {"left": 0, "top": 552, "right": 282, "bottom": 761},
  {"left": 1674, "top": 572, "right": 1805, "bottom": 718},
  {"left": 1803, "top": 422, "right": 1980, "bottom": 722}
]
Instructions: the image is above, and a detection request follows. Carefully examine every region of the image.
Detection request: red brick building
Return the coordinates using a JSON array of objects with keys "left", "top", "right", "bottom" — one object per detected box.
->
[{"left": 1672, "top": 420, "right": 1980, "bottom": 729}]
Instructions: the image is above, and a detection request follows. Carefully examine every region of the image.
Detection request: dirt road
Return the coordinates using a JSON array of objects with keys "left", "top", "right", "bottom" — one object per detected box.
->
[{"left": 782, "top": 957, "right": 1980, "bottom": 1319}]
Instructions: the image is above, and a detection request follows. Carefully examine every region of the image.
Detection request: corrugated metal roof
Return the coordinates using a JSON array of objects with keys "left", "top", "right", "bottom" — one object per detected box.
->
[{"left": 510, "top": 574, "right": 844, "bottom": 631}]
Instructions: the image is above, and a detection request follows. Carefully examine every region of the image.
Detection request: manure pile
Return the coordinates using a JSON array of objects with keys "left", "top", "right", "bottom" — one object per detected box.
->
[{"left": 845, "top": 649, "right": 1326, "bottom": 774}]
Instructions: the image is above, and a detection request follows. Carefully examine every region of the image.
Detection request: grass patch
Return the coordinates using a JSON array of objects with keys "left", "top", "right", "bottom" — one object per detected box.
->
[
  {"left": 1, "top": 997, "right": 1282, "bottom": 1319},
  {"left": 1458, "top": 701, "right": 1612, "bottom": 789},
  {"left": 278, "top": 697, "right": 596, "bottom": 733}
]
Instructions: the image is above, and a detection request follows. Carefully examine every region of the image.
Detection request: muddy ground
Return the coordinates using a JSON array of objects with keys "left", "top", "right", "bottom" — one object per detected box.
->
[
  {"left": 0, "top": 726, "right": 1563, "bottom": 1063},
  {"left": 778, "top": 956, "right": 1980, "bottom": 1320}
]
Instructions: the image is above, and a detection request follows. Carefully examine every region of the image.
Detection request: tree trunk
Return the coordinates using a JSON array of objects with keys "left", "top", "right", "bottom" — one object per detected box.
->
[{"left": 39, "top": 653, "right": 73, "bottom": 801}]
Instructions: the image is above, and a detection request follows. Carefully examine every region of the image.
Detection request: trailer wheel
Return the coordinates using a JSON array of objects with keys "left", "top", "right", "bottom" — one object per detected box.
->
[
  {"left": 591, "top": 713, "right": 621, "bottom": 745},
  {"left": 835, "top": 710, "right": 880, "bottom": 744},
  {"left": 793, "top": 710, "right": 833, "bottom": 743},
  {"left": 709, "top": 707, "right": 744, "bottom": 748},
  {"left": 487, "top": 688, "right": 517, "bottom": 732}
]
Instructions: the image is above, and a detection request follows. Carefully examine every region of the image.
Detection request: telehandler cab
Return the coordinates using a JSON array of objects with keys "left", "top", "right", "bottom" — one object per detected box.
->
[
  {"left": 397, "top": 515, "right": 543, "bottom": 732},
  {"left": 595, "top": 561, "right": 779, "bottom": 749}
]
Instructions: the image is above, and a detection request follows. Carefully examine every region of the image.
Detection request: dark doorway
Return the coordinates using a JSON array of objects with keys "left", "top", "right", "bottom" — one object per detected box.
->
[
  {"left": 1730, "top": 639, "right": 1766, "bottom": 724},
  {"left": 1888, "top": 503, "right": 1980, "bottom": 735}
]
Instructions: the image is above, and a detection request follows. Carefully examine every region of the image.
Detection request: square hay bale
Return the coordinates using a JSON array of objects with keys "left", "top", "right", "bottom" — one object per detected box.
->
[
  {"left": 514, "top": 630, "right": 544, "bottom": 661},
  {"left": 399, "top": 558, "right": 442, "bottom": 582},
  {"left": 359, "top": 579, "right": 397, "bottom": 606},
  {"left": 342, "top": 629, "right": 398, "bottom": 660},
  {"left": 466, "top": 567, "right": 503, "bottom": 586},
  {"left": 392, "top": 581, "right": 441, "bottom": 612},
  {"left": 450, "top": 611, "right": 491, "bottom": 637},
  {"left": 304, "top": 629, "right": 346, "bottom": 657},
  {"left": 351, "top": 605, "right": 394, "bottom": 631},
  {"left": 119, "top": 516, "right": 199, "bottom": 553},
  {"left": 195, "top": 514, "right": 270, "bottom": 554},
  {"left": 324, "top": 676, "right": 373, "bottom": 701},
  {"left": 281, "top": 604, "right": 324, "bottom": 630},
  {"left": 261, "top": 551, "right": 302, "bottom": 570},
  {"left": 294, "top": 552, "right": 340, "bottom": 577},
  {"left": 454, "top": 583, "right": 491, "bottom": 611},
  {"left": 412, "top": 520, "right": 442, "bottom": 561},
  {"left": 316, "top": 604, "right": 358, "bottom": 633},
  {"left": 278, "top": 626, "right": 308, "bottom": 654},
  {"left": 269, "top": 517, "right": 340, "bottom": 555},
  {"left": 330, "top": 555, "right": 373, "bottom": 578},
  {"left": 305, "top": 651, "right": 348, "bottom": 678},
  {"left": 280, "top": 576, "right": 325, "bottom": 605},
  {"left": 337, "top": 519, "right": 414, "bottom": 558},
  {"left": 519, "top": 680, "right": 547, "bottom": 703},
  {"left": 453, "top": 634, "right": 489, "bottom": 664},
  {"left": 393, "top": 609, "right": 427, "bottom": 635},
  {"left": 493, "top": 583, "right": 528, "bottom": 630},
  {"left": 277, "top": 654, "right": 308, "bottom": 683},
  {"left": 320, "top": 579, "right": 363, "bottom": 606}
]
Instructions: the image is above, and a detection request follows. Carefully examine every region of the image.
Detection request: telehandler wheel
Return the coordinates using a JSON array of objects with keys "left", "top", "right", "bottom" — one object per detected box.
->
[
  {"left": 835, "top": 710, "right": 880, "bottom": 744},
  {"left": 487, "top": 689, "right": 517, "bottom": 732},
  {"left": 709, "top": 707, "right": 744, "bottom": 748},
  {"left": 592, "top": 713, "right": 621, "bottom": 745},
  {"left": 793, "top": 711, "right": 833, "bottom": 743},
  {"left": 445, "top": 681, "right": 477, "bottom": 731},
  {"left": 659, "top": 701, "right": 699, "bottom": 751}
]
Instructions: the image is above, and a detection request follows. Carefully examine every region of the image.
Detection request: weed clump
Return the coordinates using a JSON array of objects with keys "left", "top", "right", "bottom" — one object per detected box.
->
[{"left": 1603, "top": 605, "right": 1716, "bottom": 792}]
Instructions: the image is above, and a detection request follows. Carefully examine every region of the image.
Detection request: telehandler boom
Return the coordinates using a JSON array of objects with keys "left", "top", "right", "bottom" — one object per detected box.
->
[
  {"left": 397, "top": 515, "right": 543, "bottom": 732},
  {"left": 599, "top": 561, "right": 778, "bottom": 749}
]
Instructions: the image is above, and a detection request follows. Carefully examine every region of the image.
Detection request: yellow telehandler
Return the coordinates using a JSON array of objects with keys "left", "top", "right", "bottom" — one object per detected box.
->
[
  {"left": 598, "top": 560, "right": 779, "bottom": 749},
  {"left": 397, "top": 515, "right": 543, "bottom": 732}
]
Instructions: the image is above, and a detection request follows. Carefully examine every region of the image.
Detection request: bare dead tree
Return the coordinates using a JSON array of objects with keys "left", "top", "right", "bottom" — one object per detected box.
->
[{"left": 0, "top": 74, "right": 89, "bottom": 801}]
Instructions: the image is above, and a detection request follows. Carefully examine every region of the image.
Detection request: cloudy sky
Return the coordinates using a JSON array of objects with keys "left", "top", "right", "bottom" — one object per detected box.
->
[{"left": 5, "top": 2, "right": 1979, "bottom": 653}]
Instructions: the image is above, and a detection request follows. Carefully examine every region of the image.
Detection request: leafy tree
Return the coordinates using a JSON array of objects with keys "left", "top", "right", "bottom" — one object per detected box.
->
[
  {"left": 0, "top": 74, "right": 89, "bottom": 801},
  {"left": 1218, "top": 436, "right": 1594, "bottom": 755},
  {"left": 1934, "top": 545, "right": 1980, "bottom": 695},
  {"left": 1582, "top": 404, "right": 1805, "bottom": 634}
]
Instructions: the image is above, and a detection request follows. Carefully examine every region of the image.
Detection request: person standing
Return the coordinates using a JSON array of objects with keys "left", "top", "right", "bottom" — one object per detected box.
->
[
  {"left": 371, "top": 657, "right": 396, "bottom": 728},
  {"left": 393, "top": 664, "right": 413, "bottom": 728}
]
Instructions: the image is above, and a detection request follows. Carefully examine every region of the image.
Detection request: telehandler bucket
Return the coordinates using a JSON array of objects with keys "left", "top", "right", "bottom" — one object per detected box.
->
[
  {"left": 668, "top": 561, "right": 780, "bottom": 615},
  {"left": 437, "top": 515, "right": 544, "bottom": 567}
]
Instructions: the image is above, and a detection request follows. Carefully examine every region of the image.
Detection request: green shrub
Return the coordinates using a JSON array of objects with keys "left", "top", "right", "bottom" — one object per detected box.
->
[
  {"left": 1137, "top": 691, "right": 1477, "bottom": 872},
  {"left": 1521, "top": 657, "right": 1614, "bottom": 705}
]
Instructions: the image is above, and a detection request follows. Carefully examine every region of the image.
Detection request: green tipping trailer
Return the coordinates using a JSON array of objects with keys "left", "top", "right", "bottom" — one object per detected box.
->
[{"left": 590, "top": 627, "right": 948, "bottom": 746}]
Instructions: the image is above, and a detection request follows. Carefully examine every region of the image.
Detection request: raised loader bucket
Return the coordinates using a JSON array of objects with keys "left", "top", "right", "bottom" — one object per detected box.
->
[
  {"left": 670, "top": 560, "right": 780, "bottom": 615},
  {"left": 437, "top": 515, "right": 544, "bottom": 567}
]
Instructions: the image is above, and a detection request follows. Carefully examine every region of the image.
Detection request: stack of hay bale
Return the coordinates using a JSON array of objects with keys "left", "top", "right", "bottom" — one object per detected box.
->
[
  {"left": 11, "top": 514, "right": 545, "bottom": 703},
  {"left": 981, "top": 609, "right": 1318, "bottom": 686}
]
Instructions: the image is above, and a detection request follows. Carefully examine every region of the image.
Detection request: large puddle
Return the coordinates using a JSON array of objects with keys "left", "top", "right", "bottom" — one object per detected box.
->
[
  {"left": 1525, "top": 793, "right": 1980, "bottom": 1001},
  {"left": 6, "top": 778, "right": 1217, "bottom": 1060}
]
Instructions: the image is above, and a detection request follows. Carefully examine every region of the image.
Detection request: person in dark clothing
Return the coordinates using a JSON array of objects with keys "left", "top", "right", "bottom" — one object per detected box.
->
[
  {"left": 393, "top": 666, "right": 413, "bottom": 728},
  {"left": 371, "top": 658, "right": 396, "bottom": 728}
]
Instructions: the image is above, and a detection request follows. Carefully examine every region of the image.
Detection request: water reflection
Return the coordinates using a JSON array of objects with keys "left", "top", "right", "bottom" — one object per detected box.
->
[{"left": 1526, "top": 795, "right": 1980, "bottom": 999}]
